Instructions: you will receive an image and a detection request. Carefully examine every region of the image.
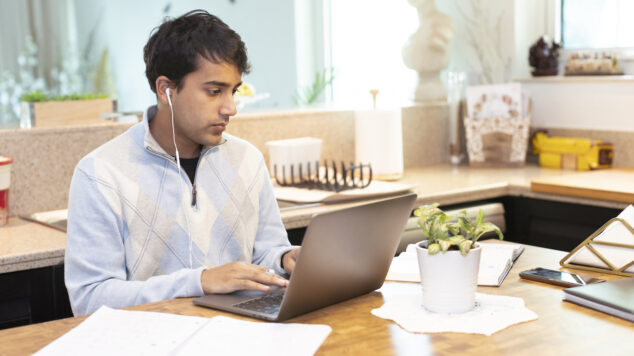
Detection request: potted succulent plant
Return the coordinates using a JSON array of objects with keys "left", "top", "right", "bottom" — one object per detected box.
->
[{"left": 414, "top": 203, "right": 503, "bottom": 313}]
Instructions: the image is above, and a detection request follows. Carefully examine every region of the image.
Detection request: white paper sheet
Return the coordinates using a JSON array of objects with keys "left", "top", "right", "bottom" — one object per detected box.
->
[
  {"left": 173, "top": 315, "right": 331, "bottom": 356},
  {"left": 34, "top": 306, "right": 331, "bottom": 356},
  {"left": 386, "top": 243, "right": 524, "bottom": 286},
  {"left": 274, "top": 181, "right": 416, "bottom": 203}
]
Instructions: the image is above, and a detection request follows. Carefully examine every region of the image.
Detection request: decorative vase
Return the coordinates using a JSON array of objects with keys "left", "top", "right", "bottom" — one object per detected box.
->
[{"left": 415, "top": 241, "right": 481, "bottom": 313}]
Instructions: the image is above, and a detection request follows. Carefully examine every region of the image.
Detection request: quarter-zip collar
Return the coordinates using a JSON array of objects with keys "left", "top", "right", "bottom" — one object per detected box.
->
[{"left": 141, "top": 105, "right": 227, "bottom": 161}]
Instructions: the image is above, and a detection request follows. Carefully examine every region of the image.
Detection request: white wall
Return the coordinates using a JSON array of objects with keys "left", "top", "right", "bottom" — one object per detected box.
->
[
  {"left": 73, "top": 0, "right": 298, "bottom": 112},
  {"left": 520, "top": 77, "right": 634, "bottom": 132}
]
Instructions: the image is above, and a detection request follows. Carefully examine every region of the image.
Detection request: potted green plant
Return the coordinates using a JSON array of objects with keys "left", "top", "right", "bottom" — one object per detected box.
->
[
  {"left": 20, "top": 91, "right": 115, "bottom": 128},
  {"left": 414, "top": 203, "right": 503, "bottom": 313}
]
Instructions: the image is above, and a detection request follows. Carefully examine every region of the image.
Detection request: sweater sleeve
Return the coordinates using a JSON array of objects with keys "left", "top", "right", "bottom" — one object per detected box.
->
[
  {"left": 250, "top": 160, "right": 297, "bottom": 274},
  {"left": 64, "top": 166, "right": 204, "bottom": 316}
]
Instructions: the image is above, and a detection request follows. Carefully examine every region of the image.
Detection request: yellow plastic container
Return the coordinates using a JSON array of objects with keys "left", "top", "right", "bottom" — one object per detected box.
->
[{"left": 532, "top": 132, "right": 613, "bottom": 170}]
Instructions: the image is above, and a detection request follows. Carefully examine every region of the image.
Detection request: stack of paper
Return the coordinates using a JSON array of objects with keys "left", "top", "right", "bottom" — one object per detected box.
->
[
  {"left": 34, "top": 306, "right": 331, "bottom": 356},
  {"left": 386, "top": 243, "right": 524, "bottom": 287},
  {"left": 274, "top": 181, "right": 416, "bottom": 204}
]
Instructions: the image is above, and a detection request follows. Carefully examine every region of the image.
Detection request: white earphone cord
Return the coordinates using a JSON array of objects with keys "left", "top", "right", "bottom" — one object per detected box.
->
[{"left": 166, "top": 89, "right": 196, "bottom": 269}]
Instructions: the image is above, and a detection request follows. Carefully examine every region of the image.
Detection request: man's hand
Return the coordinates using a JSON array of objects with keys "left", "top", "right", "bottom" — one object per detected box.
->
[
  {"left": 200, "top": 261, "right": 289, "bottom": 295},
  {"left": 282, "top": 248, "right": 301, "bottom": 275}
]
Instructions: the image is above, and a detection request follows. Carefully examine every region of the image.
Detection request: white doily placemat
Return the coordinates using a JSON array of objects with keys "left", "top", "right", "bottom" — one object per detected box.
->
[{"left": 371, "top": 284, "right": 538, "bottom": 336}]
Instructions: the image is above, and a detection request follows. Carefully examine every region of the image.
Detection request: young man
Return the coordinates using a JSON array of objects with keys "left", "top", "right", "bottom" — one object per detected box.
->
[{"left": 65, "top": 10, "right": 299, "bottom": 316}]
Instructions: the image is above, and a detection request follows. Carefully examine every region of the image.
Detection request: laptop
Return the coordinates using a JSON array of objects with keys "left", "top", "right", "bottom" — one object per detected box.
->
[{"left": 193, "top": 192, "right": 417, "bottom": 321}]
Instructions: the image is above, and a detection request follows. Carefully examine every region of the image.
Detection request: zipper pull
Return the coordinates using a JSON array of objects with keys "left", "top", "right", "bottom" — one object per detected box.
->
[{"left": 191, "top": 184, "right": 197, "bottom": 206}]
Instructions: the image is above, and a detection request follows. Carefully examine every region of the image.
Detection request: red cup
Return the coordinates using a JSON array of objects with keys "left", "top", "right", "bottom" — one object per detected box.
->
[{"left": 0, "top": 156, "right": 13, "bottom": 226}]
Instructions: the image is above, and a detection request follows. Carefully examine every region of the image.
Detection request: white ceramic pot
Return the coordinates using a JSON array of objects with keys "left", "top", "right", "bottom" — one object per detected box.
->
[{"left": 415, "top": 241, "right": 481, "bottom": 314}]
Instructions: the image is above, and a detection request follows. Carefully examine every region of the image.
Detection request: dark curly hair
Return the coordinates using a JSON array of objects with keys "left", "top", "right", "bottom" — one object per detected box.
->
[{"left": 143, "top": 9, "right": 251, "bottom": 94}]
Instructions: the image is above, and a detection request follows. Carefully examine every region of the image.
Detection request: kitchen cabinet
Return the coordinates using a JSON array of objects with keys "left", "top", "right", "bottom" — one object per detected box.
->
[
  {"left": 288, "top": 196, "right": 621, "bottom": 252},
  {"left": 442, "top": 196, "right": 621, "bottom": 252},
  {"left": 0, "top": 265, "right": 71, "bottom": 330}
]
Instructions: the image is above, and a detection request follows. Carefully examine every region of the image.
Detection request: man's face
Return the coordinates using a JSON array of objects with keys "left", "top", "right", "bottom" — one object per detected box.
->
[{"left": 170, "top": 58, "right": 241, "bottom": 148}]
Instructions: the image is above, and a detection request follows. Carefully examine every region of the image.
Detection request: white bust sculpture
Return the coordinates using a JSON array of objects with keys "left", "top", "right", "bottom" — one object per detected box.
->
[{"left": 402, "top": 0, "right": 455, "bottom": 102}]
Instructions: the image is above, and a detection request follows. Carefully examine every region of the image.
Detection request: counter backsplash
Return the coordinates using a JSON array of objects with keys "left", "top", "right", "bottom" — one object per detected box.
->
[
  {"left": 1, "top": 104, "right": 632, "bottom": 217},
  {"left": 0, "top": 104, "right": 449, "bottom": 216}
]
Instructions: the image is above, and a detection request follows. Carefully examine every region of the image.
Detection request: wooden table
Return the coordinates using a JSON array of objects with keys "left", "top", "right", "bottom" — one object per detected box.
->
[{"left": 1, "top": 245, "right": 632, "bottom": 356}]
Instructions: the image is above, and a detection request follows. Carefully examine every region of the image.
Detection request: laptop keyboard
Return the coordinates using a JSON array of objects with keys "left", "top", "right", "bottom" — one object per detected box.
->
[{"left": 232, "top": 292, "right": 284, "bottom": 315}]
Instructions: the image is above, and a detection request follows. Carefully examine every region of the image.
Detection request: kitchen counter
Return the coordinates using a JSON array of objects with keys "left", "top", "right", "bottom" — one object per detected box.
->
[
  {"left": 1, "top": 164, "right": 630, "bottom": 274},
  {"left": 0, "top": 218, "right": 66, "bottom": 273}
]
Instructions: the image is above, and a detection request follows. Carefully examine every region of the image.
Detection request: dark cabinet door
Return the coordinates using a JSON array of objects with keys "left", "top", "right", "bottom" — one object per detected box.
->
[
  {"left": 0, "top": 268, "right": 53, "bottom": 329},
  {"left": 509, "top": 197, "right": 621, "bottom": 251},
  {"left": 52, "top": 264, "right": 73, "bottom": 319},
  {"left": 439, "top": 196, "right": 621, "bottom": 252},
  {"left": 0, "top": 265, "right": 72, "bottom": 330}
]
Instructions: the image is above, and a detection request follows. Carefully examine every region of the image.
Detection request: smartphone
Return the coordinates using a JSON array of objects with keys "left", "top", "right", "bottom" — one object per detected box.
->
[{"left": 519, "top": 267, "right": 605, "bottom": 287}]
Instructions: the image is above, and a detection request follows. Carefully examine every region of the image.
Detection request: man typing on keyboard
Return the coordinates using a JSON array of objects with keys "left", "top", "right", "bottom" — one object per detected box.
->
[{"left": 65, "top": 10, "right": 299, "bottom": 316}]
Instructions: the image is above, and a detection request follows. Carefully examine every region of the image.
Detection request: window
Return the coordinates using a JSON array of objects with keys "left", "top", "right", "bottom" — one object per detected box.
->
[
  {"left": 328, "top": 0, "right": 418, "bottom": 107},
  {"left": 561, "top": 0, "right": 634, "bottom": 49}
]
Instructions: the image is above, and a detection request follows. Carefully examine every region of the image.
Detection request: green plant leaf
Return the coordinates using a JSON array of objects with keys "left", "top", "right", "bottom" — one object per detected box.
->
[
  {"left": 458, "top": 239, "right": 473, "bottom": 256},
  {"left": 448, "top": 222, "right": 461, "bottom": 236},
  {"left": 414, "top": 203, "right": 443, "bottom": 218},
  {"left": 417, "top": 203, "right": 502, "bottom": 254},
  {"left": 431, "top": 218, "right": 449, "bottom": 241},
  {"left": 448, "top": 235, "right": 465, "bottom": 246},
  {"left": 476, "top": 209, "right": 485, "bottom": 227},
  {"left": 293, "top": 67, "right": 334, "bottom": 106},
  {"left": 438, "top": 239, "right": 451, "bottom": 252},
  {"left": 428, "top": 243, "right": 441, "bottom": 255},
  {"left": 474, "top": 222, "right": 504, "bottom": 241},
  {"left": 418, "top": 217, "right": 434, "bottom": 240},
  {"left": 20, "top": 91, "right": 107, "bottom": 102},
  {"left": 20, "top": 91, "right": 48, "bottom": 102},
  {"left": 458, "top": 216, "right": 474, "bottom": 235}
]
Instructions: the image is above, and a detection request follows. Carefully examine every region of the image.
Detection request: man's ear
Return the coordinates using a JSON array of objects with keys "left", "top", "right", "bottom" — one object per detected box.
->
[{"left": 155, "top": 76, "right": 173, "bottom": 105}]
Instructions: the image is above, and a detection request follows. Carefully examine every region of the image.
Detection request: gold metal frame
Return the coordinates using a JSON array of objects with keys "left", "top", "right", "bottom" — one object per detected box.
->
[{"left": 560, "top": 217, "right": 634, "bottom": 277}]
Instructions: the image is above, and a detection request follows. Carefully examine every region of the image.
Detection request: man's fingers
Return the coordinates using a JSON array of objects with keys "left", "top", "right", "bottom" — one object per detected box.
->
[
  {"left": 229, "top": 263, "right": 288, "bottom": 286},
  {"left": 283, "top": 248, "right": 301, "bottom": 274},
  {"left": 251, "top": 268, "right": 289, "bottom": 287},
  {"left": 237, "top": 279, "right": 271, "bottom": 292},
  {"left": 284, "top": 258, "right": 296, "bottom": 272},
  {"left": 201, "top": 261, "right": 289, "bottom": 295}
]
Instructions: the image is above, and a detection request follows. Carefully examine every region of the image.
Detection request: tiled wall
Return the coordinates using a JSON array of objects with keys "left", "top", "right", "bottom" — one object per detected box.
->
[
  {"left": 7, "top": 102, "right": 629, "bottom": 217},
  {"left": 0, "top": 123, "right": 131, "bottom": 217},
  {"left": 0, "top": 103, "right": 449, "bottom": 216}
]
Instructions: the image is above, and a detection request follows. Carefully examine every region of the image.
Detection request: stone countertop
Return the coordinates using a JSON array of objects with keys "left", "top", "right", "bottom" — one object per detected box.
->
[
  {"left": 1, "top": 164, "right": 629, "bottom": 273},
  {"left": 0, "top": 218, "right": 66, "bottom": 273},
  {"left": 281, "top": 165, "right": 629, "bottom": 229}
]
